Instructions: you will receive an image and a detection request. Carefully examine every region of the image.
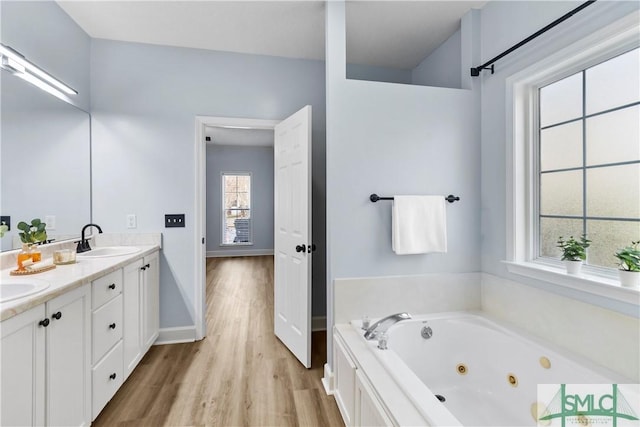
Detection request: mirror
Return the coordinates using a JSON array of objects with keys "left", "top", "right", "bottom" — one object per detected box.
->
[{"left": 1, "top": 72, "right": 91, "bottom": 251}]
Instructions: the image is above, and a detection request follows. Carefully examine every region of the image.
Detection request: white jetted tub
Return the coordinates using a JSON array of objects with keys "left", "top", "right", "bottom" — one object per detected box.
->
[{"left": 345, "top": 312, "right": 633, "bottom": 426}]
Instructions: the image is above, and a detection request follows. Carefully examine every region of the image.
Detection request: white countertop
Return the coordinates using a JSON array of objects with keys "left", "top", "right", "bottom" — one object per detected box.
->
[{"left": 0, "top": 244, "right": 160, "bottom": 321}]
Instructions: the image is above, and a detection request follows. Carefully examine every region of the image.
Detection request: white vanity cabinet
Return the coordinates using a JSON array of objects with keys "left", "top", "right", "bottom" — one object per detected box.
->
[
  {"left": 123, "top": 251, "right": 159, "bottom": 380},
  {"left": 91, "top": 269, "right": 124, "bottom": 420},
  {"left": 1, "top": 247, "right": 160, "bottom": 425},
  {"left": 0, "top": 284, "right": 91, "bottom": 427},
  {"left": 141, "top": 251, "right": 159, "bottom": 353},
  {"left": 1, "top": 304, "right": 46, "bottom": 426}
]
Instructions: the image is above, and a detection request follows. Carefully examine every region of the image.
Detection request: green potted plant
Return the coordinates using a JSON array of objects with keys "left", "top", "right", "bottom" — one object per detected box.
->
[
  {"left": 557, "top": 234, "right": 591, "bottom": 274},
  {"left": 614, "top": 241, "right": 640, "bottom": 288},
  {"left": 17, "top": 218, "right": 47, "bottom": 244}
]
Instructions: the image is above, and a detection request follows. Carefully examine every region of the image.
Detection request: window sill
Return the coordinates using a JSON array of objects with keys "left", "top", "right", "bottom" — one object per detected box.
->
[{"left": 503, "top": 261, "right": 640, "bottom": 305}]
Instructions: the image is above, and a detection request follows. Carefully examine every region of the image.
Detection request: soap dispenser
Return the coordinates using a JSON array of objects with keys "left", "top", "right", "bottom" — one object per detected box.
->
[
  {"left": 17, "top": 243, "right": 32, "bottom": 271},
  {"left": 31, "top": 243, "right": 42, "bottom": 263}
]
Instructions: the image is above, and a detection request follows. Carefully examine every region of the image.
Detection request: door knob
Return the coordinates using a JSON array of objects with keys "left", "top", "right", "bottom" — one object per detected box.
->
[
  {"left": 109, "top": 323, "right": 116, "bottom": 329},
  {"left": 295, "top": 245, "right": 305, "bottom": 253}
]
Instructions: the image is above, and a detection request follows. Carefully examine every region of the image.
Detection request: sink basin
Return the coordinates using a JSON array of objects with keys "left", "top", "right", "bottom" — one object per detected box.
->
[
  {"left": 77, "top": 246, "right": 141, "bottom": 258},
  {"left": 0, "top": 279, "right": 50, "bottom": 303}
]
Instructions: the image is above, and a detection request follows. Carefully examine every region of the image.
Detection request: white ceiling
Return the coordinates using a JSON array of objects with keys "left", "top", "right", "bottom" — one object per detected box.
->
[{"left": 57, "top": 0, "right": 486, "bottom": 70}]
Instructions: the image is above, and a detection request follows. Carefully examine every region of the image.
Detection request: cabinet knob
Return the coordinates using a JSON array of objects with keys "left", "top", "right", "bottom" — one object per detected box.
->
[
  {"left": 109, "top": 373, "right": 117, "bottom": 380},
  {"left": 108, "top": 283, "right": 116, "bottom": 290},
  {"left": 51, "top": 311, "right": 62, "bottom": 320},
  {"left": 144, "top": 263, "right": 150, "bottom": 269},
  {"left": 39, "top": 318, "right": 50, "bottom": 327},
  {"left": 140, "top": 266, "right": 147, "bottom": 271},
  {"left": 109, "top": 323, "right": 116, "bottom": 330}
]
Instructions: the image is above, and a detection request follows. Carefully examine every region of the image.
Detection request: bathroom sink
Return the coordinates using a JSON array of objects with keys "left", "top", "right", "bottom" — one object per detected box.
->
[
  {"left": 77, "top": 246, "right": 141, "bottom": 258},
  {"left": 0, "top": 280, "right": 50, "bottom": 303}
]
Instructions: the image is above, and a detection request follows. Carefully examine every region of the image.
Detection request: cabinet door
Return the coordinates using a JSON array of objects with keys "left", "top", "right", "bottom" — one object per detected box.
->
[
  {"left": 355, "top": 370, "right": 393, "bottom": 427},
  {"left": 123, "top": 259, "right": 143, "bottom": 379},
  {"left": 142, "top": 251, "right": 159, "bottom": 352},
  {"left": 46, "top": 284, "right": 91, "bottom": 427},
  {"left": 0, "top": 305, "right": 46, "bottom": 426}
]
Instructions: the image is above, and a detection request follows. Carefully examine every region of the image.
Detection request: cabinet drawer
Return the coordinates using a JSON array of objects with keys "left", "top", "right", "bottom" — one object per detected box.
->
[
  {"left": 92, "top": 294, "right": 123, "bottom": 364},
  {"left": 92, "top": 340, "right": 123, "bottom": 421},
  {"left": 92, "top": 269, "right": 123, "bottom": 309}
]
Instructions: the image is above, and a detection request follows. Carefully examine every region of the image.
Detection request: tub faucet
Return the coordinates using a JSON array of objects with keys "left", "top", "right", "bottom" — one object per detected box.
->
[
  {"left": 364, "top": 312, "right": 412, "bottom": 340},
  {"left": 77, "top": 223, "right": 103, "bottom": 253}
]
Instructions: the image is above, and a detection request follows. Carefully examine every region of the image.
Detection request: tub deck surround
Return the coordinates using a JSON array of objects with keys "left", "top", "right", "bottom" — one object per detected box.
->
[
  {"left": 0, "top": 233, "right": 161, "bottom": 321},
  {"left": 335, "top": 311, "right": 633, "bottom": 427}
]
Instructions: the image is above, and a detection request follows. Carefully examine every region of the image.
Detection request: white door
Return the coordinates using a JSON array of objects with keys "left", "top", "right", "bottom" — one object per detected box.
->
[{"left": 274, "top": 105, "right": 312, "bottom": 368}]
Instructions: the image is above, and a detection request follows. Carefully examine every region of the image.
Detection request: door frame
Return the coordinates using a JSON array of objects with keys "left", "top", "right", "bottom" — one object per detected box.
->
[{"left": 194, "top": 115, "right": 281, "bottom": 340}]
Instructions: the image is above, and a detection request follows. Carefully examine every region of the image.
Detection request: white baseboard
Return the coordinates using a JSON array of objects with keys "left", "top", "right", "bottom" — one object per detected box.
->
[
  {"left": 206, "top": 249, "right": 274, "bottom": 258},
  {"left": 321, "top": 363, "right": 334, "bottom": 395},
  {"left": 154, "top": 326, "right": 197, "bottom": 345},
  {"left": 312, "top": 316, "right": 326, "bottom": 331}
]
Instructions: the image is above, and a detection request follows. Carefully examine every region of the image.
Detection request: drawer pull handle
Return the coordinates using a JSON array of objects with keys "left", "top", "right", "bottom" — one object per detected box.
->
[
  {"left": 39, "top": 318, "right": 50, "bottom": 327},
  {"left": 109, "top": 323, "right": 116, "bottom": 329},
  {"left": 52, "top": 312, "right": 62, "bottom": 320},
  {"left": 108, "top": 284, "right": 116, "bottom": 290},
  {"left": 109, "top": 373, "right": 117, "bottom": 380}
]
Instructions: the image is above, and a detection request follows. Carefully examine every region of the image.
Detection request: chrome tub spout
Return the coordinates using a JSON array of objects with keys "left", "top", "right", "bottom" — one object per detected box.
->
[{"left": 364, "top": 312, "right": 412, "bottom": 340}]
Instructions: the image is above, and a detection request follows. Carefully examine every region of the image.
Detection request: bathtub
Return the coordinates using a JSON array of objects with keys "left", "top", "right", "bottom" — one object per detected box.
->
[{"left": 349, "top": 311, "right": 633, "bottom": 426}]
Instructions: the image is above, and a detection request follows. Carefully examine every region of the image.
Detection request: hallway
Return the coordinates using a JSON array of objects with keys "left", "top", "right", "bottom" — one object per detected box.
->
[{"left": 94, "top": 256, "right": 341, "bottom": 426}]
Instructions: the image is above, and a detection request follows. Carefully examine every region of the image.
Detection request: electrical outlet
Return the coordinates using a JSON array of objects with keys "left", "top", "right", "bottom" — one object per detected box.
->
[
  {"left": 165, "top": 214, "right": 185, "bottom": 228},
  {"left": 127, "top": 214, "right": 137, "bottom": 229},
  {"left": 45, "top": 215, "right": 56, "bottom": 230}
]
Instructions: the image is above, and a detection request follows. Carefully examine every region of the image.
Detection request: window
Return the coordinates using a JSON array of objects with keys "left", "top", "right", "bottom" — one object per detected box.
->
[
  {"left": 222, "top": 173, "right": 252, "bottom": 245},
  {"left": 506, "top": 12, "right": 640, "bottom": 302},
  {"left": 537, "top": 48, "right": 640, "bottom": 269}
]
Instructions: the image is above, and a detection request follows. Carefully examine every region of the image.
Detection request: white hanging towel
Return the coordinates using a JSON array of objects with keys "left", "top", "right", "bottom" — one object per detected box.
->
[{"left": 392, "top": 195, "right": 447, "bottom": 255}]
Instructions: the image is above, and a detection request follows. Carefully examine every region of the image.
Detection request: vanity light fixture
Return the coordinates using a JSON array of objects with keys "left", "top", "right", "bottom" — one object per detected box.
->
[{"left": 0, "top": 43, "right": 77, "bottom": 98}]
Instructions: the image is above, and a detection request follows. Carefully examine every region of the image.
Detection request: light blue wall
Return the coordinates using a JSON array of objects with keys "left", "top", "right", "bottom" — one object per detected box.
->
[
  {"left": 327, "top": 2, "right": 480, "bottom": 281},
  {"left": 206, "top": 145, "right": 274, "bottom": 255},
  {"left": 346, "top": 63, "right": 412, "bottom": 85},
  {"left": 90, "top": 39, "right": 327, "bottom": 327},
  {"left": 478, "top": 0, "right": 640, "bottom": 314},
  {"left": 412, "top": 29, "right": 462, "bottom": 88},
  {"left": 0, "top": 1, "right": 91, "bottom": 111},
  {"left": 326, "top": 2, "right": 481, "bottom": 363}
]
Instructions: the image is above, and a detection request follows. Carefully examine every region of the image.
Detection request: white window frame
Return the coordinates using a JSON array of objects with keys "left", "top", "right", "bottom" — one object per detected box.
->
[
  {"left": 220, "top": 171, "right": 253, "bottom": 246},
  {"left": 504, "top": 11, "right": 640, "bottom": 304}
]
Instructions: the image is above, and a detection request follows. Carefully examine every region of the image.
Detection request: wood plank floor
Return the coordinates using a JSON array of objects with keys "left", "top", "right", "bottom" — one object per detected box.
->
[{"left": 94, "top": 256, "right": 342, "bottom": 426}]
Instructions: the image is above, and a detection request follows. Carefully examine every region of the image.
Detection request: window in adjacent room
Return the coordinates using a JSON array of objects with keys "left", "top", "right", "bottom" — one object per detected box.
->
[
  {"left": 222, "top": 173, "right": 252, "bottom": 245},
  {"left": 537, "top": 47, "right": 640, "bottom": 269}
]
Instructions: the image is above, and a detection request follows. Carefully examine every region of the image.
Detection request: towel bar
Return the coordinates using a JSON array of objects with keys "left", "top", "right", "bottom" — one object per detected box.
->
[{"left": 370, "top": 194, "right": 460, "bottom": 203}]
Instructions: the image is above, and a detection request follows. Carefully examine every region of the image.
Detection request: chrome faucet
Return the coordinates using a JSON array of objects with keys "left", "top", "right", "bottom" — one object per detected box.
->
[
  {"left": 364, "top": 312, "right": 412, "bottom": 340},
  {"left": 76, "top": 223, "right": 103, "bottom": 253}
]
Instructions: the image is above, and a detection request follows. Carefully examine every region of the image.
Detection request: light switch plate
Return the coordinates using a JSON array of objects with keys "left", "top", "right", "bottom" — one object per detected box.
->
[{"left": 165, "top": 214, "right": 185, "bottom": 228}]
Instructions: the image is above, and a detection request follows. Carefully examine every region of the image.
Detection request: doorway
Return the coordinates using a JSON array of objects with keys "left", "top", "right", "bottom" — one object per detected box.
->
[
  {"left": 195, "top": 108, "right": 314, "bottom": 367},
  {"left": 194, "top": 116, "right": 280, "bottom": 341}
]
